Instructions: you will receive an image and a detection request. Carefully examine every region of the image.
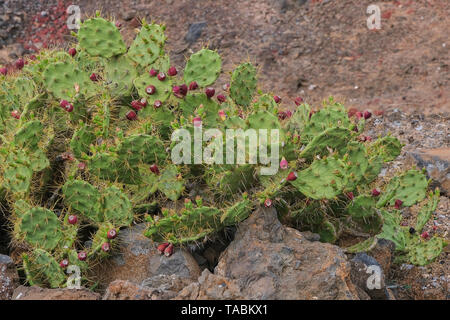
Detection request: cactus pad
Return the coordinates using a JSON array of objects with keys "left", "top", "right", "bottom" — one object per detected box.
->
[
  {"left": 184, "top": 49, "right": 221, "bottom": 87},
  {"left": 230, "top": 62, "right": 257, "bottom": 107}
]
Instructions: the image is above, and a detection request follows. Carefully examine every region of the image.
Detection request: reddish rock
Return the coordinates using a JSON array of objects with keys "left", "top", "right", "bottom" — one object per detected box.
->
[{"left": 214, "top": 207, "right": 360, "bottom": 299}]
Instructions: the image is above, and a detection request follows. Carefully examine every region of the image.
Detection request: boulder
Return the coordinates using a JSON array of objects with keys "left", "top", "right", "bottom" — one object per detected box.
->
[
  {"left": 0, "top": 254, "right": 20, "bottom": 300},
  {"left": 12, "top": 286, "right": 100, "bottom": 300},
  {"left": 214, "top": 207, "right": 360, "bottom": 300}
]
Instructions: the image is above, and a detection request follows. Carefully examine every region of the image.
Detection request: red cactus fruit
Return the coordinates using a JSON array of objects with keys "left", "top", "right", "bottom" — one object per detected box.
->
[
  {"left": 149, "top": 68, "right": 158, "bottom": 76},
  {"left": 179, "top": 84, "right": 188, "bottom": 96},
  {"left": 168, "top": 66, "right": 178, "bottom": 76},
  {"left": 101, "top": 242, "right": 111, "bottom": 252},
  {"left": 218, "top": 109, "right": 226, "bottom": 120},
  {"left": 189, "top": 81, "right": 198, "bottom": 90},
  {"left": 154, "top": 100, "right": 162, "bottom": 108},
  {"left": 363, "top": 110, "right": 372, "bottom": 120},
  {"left": 15, "top": 58, "right": 25, "bottom": 70},
  {"left": 157, "top": 242, "right": 170, "bottom": 254},
  {"left": 68, "top": 215, "right": 78, "bottom": 225},
  {"left": 264, "top": 198, "right": 272, "bottom": 208},
  {"left": 78, "top": 162, "right": 86, "bottom": 170},
  {"left": 420, "top": 231, "right": 429, "bottom": 239},
  {"left": 278, "top": 111, "right": 287, "bottom": 120},
  {"left": 59, "top": 99, "right": 69, "bottom": 108},
  {"left": 131, "top": 100, "right": 143, "bottom": 111},
  {"left": 0, "top": 67, "right": 7, "bottom": 75},
  {"left": 139, "top": 98, "right": 147, "bottom": 107},
  {"left": 68, "top": 48, "right": 77, "bottom": 57},
  {"left": 347, "top": 192, "right": 354, "bottom": 200},
  {"left": 115, "top": 21, "right": 122, "bottom": 28},
  {"left": 126, "top": 110, "right": 137, "bottom": 120},
  {"left": 205, "top": 87, "right": 215, "bottom": 98},
  {"left": 11, "top": 110, "right": 20, "bottom": 119},
  {"left": 394, "top": 199, "right": 403, "bottom": 209},
  {"left": 90, "top": 73, "right": 99, "bottom": 82},
  {"left": 157, "top": 72, "right": 166, "bottom": 81},
  {"left": 217, "top": 94, "right": 226, "bottom": 103},
  {"left": 273, "top": 95, "right": 281, "bottom": 104},
  {"left": 60, "top": 259, "right": 69, "bottom": 268},
  {"left": 285, "top": 110, "right": 292, "bottom": 118},
  {"left": 294, "top": 96, "right": 304, "bottom": 106},
  {"left": 64, "top": 103, "right": 74, "bottom": 112},
  {"left": 107, "top": 229, "right": 117, "bottom": 240},
  {"left": 164, "top": 243, "right": 174, "bottom": 257},
  {"left": 371, "top": 188, "right": 380, "bottom": 197},
  {"left": 78, "top": 251, "right": 87, "bottom": 261},
  {"left": 355, "top": 111, "right": 363, "bottom": 120},
  {"left": 280, "top": 157, "right": 288, "bottom": 170},
  {"left": 145, "top": 85, "right": 156, "bottom": 95},
  {"left": 150, "top": 164, "right": 160, "bottom": 175},
  {"left": 287, "top": 171, "right": 297, "bottom": 181}
]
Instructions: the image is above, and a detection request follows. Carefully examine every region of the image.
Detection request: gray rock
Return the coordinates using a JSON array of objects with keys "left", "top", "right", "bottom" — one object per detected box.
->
[
  {"left": 350, "top": 253, "right": 388, "bottom": 300},
  {"left": 0, "top": 254, "right": 19, "bottom": 300},
  {"left": 214, "top": 207, "right": 360, "bottom": 300}
]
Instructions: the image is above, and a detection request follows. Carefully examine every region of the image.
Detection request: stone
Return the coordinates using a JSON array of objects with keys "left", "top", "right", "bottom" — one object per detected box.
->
[
  {"left": 175, "top": 269, "right": 244, "bottom": 300},
  {"left": 368, "top": 239, "right": 395, "bottom": 275},
  {"left": 0, "top": 254, "right": 20, "bottom": 300},
  {"left": 214, "top": 207, "right": 360, "bottom": 299},
  {"left": 89, "top": 224, "right": 201, "bottom": 290},
  {"left": 408, "top": 148, "right": 450, "bottom": 195},
  {"left": 12, "top": 286, "right": 100, "bottom": 300},
  {"left": 349, "top": 253, "right": 387, "bottom": 300}
]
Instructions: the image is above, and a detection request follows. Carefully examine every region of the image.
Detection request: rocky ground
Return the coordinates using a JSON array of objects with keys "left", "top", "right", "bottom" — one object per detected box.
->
[{"left": 0, "top": 0, "right": 448, "bottom": 300}]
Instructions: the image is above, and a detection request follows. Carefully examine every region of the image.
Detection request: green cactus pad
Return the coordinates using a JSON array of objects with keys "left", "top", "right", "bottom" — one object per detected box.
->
[
  {"left": 220, "top": 198, "right": 252, "bottom": 226},
  {"left": 127, "top": 23, "right": 165, "bottom": 67},
  {"left": 184, "top": 49, "right": 221, "bottom": 87},
  {"left": 345, "top": 237, "right": 378, "bottom": 253},
  {"left": 62, "top": 180, "right": 103, "bottom": 222},
  {"left": 14, "top": 120, "right": 43, "bottom": 151},
  {"left": 3, "top": 150, "right": 33, "bottom": 193},
  {"left": 382, "top": 170, "right": 428, "bottom": 207},
  {"left": 407, "top": 237, "right": 447, "bottom": 266},
  {"left": 300, "top": 127, "right": 352, "bottom": 160},
  {"left": 70, "top": 123, "right": 95, "bottom": 159},
  {"left": 117, "top": 134, "right": 167, "bottom": 166},
  {"left": 347, "top": 195, "right": 376, "bottom": 219},
  {"left": 78, "top": 17, "right": 126, "bottom": 58},
  {"left": 369, "top": 136, "right": 402, "bottom": 162},
  {"left": 42, "top": 61, "right": 95, "bottom": 100},
  {"left": 290, "top": 157, "right": 348, "bottom": 200},
  {"left": 179, "top": 93, "right": 220, "bottom": 127},
  {"left": 29, "top": 249, "right": 66, "bottom": 288},
  {"left": 157, "top": 165, "right": 185, "bottom": 201},
  {"left": 104, "top": 55, "right": 138, "bottom": 96},
  {"left": 415, "top": 189, "right": 440, "bottom": 233},
  {"left": 230, "top": 62, "right": 257, "bottom": 107},
  {"left": 302, "top": 107, "right": 351, "bottom": 143},
  {"left": 18, "top": 207, "right": 63, "bottom": 250},
  {"left": 102, "top": 186, "right": 133, "bottom": 226},
  {"left": 134, "top": 72, "right": 172, "bottom": 104},
  {"left": 317, "top": 219, "right": 338, "bottom": 243}
]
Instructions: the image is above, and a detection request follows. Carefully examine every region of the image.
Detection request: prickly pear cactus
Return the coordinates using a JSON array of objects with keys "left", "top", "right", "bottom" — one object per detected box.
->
[{"left": 0, "top": 12, "right": 445, "bottom": 289}]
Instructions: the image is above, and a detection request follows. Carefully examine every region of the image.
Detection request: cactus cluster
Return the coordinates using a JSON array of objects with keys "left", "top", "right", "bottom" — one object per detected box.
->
[{"left": 0, "top": 12, "right": 446, "bottom": 288}]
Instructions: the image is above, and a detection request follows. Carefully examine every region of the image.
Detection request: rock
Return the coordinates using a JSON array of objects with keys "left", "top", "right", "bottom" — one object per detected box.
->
[
  {"left": 121, "top": 10, "right": 136, "bottom": 21},
  {"left": 104, "top": 275, "right": 192, "bottom": 300},
  {"left": 214, "top": 207, "right": 360, "bottom": 299},
  {"left": 12, "top": 286, "right": 100, "bottom": 300},
  {"left": 90, "top": 224, "right": 201, "bottom": 290},
  {"left": 0, "top": 254, "right": 20, "bottom": 300},
  {"left": 369, "top": 239, "right": 395, "bottom": 275},
  {"left": 408, "top": 148, "right": 450, "bottom": 195},
  {"left": 184, "top": 21, "right": 207, "bottom": 44},
  {"left": 349, "top": 253, "right": 387, "bottom": 300},
  {"left": 175, "top": 269, "right": 244, "bottom": 300}
]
